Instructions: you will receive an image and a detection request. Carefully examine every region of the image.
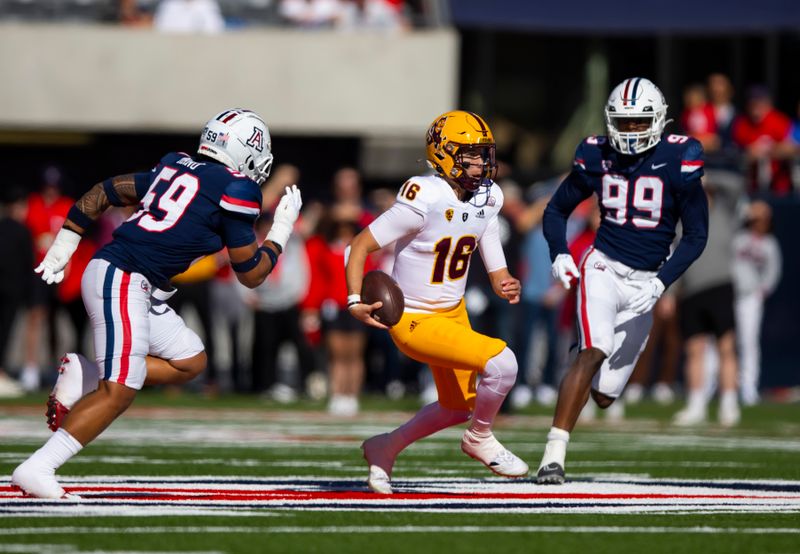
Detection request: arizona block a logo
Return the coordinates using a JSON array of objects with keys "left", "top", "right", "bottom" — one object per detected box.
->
[{"left": 247, "top": 127, "right": 264, "bottom": 152}]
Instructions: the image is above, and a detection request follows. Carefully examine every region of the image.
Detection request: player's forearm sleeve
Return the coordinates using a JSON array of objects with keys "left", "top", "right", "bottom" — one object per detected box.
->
[
  {"left": 543, "top": 172, "right": 592, "bottom": 262},
  {"left": 657, "top": 180, "right": 709, "bottom": 287},
  {"left": 478, "top": 215, "right": 507, "bottom": 273},
  {"left": 368, "top": 203, "right": 424, "bottom": 248}
]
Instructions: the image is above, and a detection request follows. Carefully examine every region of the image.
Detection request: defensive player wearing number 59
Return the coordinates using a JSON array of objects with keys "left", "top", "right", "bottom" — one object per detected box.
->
[
  {"left": 536, "top": 78, "right": 709, "bottom": 484},
  {"left": 346, "top": 111, "right": 528, "bottom": 494},
  {"left": 12, "top": 109, "right": 303, "bottom": 498}
]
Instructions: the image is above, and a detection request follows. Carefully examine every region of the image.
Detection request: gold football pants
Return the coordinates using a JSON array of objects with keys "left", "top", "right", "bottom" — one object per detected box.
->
[{"left": 389, "top": 299, "right": 506, "bottom": 411}]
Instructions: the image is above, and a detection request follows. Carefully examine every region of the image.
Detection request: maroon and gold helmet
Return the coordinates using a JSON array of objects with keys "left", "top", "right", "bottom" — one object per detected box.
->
[{"left": 425, "top": 110, "right": 496, "bottom": 192}]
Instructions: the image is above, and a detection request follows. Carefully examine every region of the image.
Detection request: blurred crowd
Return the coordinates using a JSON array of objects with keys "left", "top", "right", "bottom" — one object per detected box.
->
[
  {"left": 0, "top": 0, "right": 426, "bottom": 31},
  {"left": 0, "top": 72, "right": 793, "bottom": 425}
]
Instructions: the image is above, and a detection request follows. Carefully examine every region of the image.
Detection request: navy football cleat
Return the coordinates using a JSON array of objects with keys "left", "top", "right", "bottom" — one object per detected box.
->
[{"left": 536, "top": 462, "right": 565, "bottom": 485}]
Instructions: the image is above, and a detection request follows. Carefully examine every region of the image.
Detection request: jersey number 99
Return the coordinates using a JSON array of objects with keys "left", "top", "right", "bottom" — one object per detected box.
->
[{"left": 601, "top": 174, "right": 663, "bottom": 229}]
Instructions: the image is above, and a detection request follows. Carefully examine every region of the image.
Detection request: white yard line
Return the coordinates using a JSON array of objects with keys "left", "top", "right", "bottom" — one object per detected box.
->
[{"left": 2, "top": 525, "right": 800, "bottom": 536}]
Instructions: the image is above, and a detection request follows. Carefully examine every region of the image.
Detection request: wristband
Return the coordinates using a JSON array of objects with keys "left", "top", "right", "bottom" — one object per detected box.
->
[
  {"left": 346, "top": 293, "right": 361, "bottom": 307},
  {"left": 265, "top": 239, "right": 283, "bottom": 254},
  {"left": 259, "top": 245, "right": 279, "bottom": 268},
  {"left": 66, "top": 205, "right": 93, "bottom": 232},
  {"left": 231, "top": 250, "right": 262, "bottom": 273}
]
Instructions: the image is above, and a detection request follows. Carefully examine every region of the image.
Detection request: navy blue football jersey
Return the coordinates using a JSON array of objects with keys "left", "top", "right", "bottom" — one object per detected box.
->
[
  {"left": 96, "top": 152, "right": 262, "bottom": 289},
  {"left": 543, "top": 134, "right": 709, "bottom": 287}
]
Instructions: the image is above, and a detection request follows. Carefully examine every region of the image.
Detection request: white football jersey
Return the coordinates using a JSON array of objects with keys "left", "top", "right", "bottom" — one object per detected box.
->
[{"left": 370, "top": 174, "right": 505, "bottom": 313}]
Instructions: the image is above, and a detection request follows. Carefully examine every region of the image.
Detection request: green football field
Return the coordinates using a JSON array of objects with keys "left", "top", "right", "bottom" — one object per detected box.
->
[{"left": 1, "top": 392, "right": 799, "bottom": 554}]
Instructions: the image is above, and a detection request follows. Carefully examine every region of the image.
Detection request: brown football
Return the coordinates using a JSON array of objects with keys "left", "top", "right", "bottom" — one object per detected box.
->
[{"left": 361, "top": 270, "right": 405, "bottom": 327}]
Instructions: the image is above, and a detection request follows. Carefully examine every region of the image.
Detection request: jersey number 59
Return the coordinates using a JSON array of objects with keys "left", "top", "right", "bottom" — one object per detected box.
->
[{"left": 129, "top": 167, "right": 199, "bottom": 233}]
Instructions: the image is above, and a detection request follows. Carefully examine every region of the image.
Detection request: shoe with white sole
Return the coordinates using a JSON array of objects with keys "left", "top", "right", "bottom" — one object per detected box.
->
[
  {"left": 672, "top": 406, "right": 706, "bottom": 427},
  {"left": 651, "top": 382, "right": 676, "bottom": 405},
  {"left": 0, "top": 374, "right": 24, "bottom": 398},
  {"left": 47, "top": 353, "right": 99, "bottom": 432},
  {"left": 509, "top": 385, "right": 533, "bottom": 410},
  {"left": 461, "top": 429, "right": 529, "bottom": 478},
  {"left": 19, "top": 366, "right": 40, "bottom": 392},
  {"left": 718, "top": 402, "right": 741, "bottom": 428},
  {"left": 11, "top": 460, "right": 78, "bottom": 499},
  {"left": 362, "top": 433, "right": 395, "bottom": 494}
]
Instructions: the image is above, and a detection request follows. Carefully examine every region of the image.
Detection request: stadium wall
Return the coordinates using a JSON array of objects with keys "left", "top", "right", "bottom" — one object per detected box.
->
[{"left": 0, "top": 24, "right": 459, "bottom": 136}]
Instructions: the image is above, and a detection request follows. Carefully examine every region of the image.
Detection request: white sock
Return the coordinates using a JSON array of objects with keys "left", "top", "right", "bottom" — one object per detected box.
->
[
  {"left": 469, "top": 348, "right": 518, "bottom": 436},
  {"left": 388, "top": 402, "right": 470, "bottom": 456},
  {"left": 720, "top": 389, "right": 739, "bottom": 411},
  {"left": 27, "top": 429, "right": 83, "bottom": 472},
  {"left": 541, "top": 426, "right": 570, "bottom": 468},
  {"left": 687, "top": 389, "right": 707, "bottom": 413}
]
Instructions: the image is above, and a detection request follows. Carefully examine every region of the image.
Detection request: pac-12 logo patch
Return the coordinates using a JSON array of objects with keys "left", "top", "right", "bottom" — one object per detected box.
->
[
  {"left": 246, "top": 128, "right": 264, "bottom": 152},
  {"left": 445, "top": 208, "right": 454, "bottom": 222}
]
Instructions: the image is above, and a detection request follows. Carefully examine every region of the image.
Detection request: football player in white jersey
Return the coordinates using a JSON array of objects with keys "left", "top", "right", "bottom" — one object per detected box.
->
[{"left": 345, "top": 110, "right": 528, "bottom": 494}]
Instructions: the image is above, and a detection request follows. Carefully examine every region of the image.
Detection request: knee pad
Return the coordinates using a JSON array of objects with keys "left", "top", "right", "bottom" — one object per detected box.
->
[{"left": 480, "top": 347, "right": 518, "bottom": 396}]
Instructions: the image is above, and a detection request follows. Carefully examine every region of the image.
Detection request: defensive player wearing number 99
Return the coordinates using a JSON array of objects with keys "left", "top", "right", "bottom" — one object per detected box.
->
[
  {"left": 346, "top": 111, "right": 528, "bottom": 494},
  {"left": 12, "top": 109, "right": 303, "bottom": 498},
  {"left": 536, "top": 78, "right": 709, "bottom": 484}
]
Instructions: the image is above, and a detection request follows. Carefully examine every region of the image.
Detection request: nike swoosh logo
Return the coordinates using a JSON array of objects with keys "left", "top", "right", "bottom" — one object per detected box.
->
[{"left": 651, "top": 162, "right": 667, "bottom": 170}]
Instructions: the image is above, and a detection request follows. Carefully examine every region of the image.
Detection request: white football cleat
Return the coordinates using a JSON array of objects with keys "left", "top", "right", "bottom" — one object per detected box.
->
[
  {"left": 461, "top": 429, "right": 529, "bottom": 478},
  {"left": 509, "top": 385, "right": 533, "bottom": 410},
  {"left": 19, "top": 365, "right": 41, "bottom": 392},
  {"left": 672, "top": 406, "right": 706, "bottom": 427},
  {"left": 651, "top": 382, "right": 676, "bottom": 405},
  {"left": 718, "top": 401, "right": 741, "bottom": 428},
  {"left": 11, "top": 460, "right": 77, "bottom": 499},
  {"left": 47, "top": 353, "right": 99, "bottom": 431},
  {"left": 362, "top": 433, "right": 396, "bottom": 494}
]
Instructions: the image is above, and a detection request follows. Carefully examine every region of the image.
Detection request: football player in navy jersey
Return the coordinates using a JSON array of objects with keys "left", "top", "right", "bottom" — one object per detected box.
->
[
  {"left": 536, "top": 78, "right": 709, "bottom": 484},
  {"left": 12, "top": 109, "right": 302, "bottom": 498}
]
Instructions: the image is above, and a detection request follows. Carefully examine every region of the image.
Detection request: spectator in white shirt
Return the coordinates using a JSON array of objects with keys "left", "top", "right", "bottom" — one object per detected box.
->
[
  {"left": 154, "top": 0, "right": 225, "bottom": 33},
  {"left": 732, "top": 200, "right": 782, "bottom": 406}
]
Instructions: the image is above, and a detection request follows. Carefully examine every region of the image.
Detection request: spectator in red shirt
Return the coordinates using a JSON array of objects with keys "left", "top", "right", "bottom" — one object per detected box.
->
[
  {"left": 22, "top": 168, "right": 95, "bottom": 391},
  {"left": 680, "top": 83, "right": 719, "bottom": 152},
  {"left": 301, "top": 202, "right": 377, "bottom": 416},
  {"left": 732, "top": 86, "right": 794, "bottom": 195}
]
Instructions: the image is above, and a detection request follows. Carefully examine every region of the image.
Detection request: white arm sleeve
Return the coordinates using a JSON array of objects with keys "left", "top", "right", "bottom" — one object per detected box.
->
[
  {"left": 478, "top": 215, "right": 508, "bottom": 273},
  {"left": 368, "top": 202, "right": 425, "bottom": 248}
]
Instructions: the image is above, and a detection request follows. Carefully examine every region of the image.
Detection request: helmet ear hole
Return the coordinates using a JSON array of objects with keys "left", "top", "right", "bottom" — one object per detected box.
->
[{"left": 248, "top": 160, "right": 255, "bottom": 170}]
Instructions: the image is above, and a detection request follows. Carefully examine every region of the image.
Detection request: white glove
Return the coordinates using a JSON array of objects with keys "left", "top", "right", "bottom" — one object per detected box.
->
[
  {"left": 628, "top": 277, "right": 665, "bottom": 314},
  {"left": 266, "top": 185, "right": 302, "bottom": 251},
  {"left": 35, "top": 228, "right": 82, "bottom": 285},
  {"left": 551, "top": 253, "right": 580, "bottom": 290}
]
